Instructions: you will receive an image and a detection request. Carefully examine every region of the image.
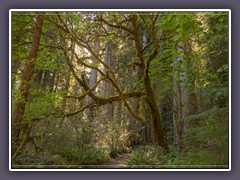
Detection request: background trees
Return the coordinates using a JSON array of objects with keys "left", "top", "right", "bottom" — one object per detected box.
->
[{"left": 11, "top": 11, "right": 229, "bottom": 168}]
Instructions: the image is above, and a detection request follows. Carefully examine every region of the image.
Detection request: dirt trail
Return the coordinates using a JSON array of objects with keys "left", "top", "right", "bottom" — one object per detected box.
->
[{"left": 97, "top": 153, "right": 132, "bottom": 168}]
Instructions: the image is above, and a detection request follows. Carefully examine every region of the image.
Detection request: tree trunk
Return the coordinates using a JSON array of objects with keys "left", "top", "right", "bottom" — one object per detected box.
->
[
  {"left": 131, "top": 15, "right": 168, "bottom": 149},
  {"left": 89, "top": 36, "right": 99, "bottom": 89},
  {"left": 12, "top": 59, "right": 22, "bottom": 86},
  {"left": 62, "top": 73, "right": 71, "bottom": 111},
  {"left": 144, "top": 73, "right": 168, "bottom": 149},
  {"left": 173, "top": 42, "right": 189, "bottom": 154},
  {"left": 12, "top": 13, "right": 44, "bottom": 155},
  {"left": 102, "top": 30, "right": 115, "bottom": 118},
  {"left": 88, "top": 33, "right": 100, "bottom": 120}
]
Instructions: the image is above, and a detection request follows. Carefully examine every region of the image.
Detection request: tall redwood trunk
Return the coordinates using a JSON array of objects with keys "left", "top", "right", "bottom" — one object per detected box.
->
[
  {"left": 12, "top": 13, "right": 44, "bottom": 154},
  {"left": 88, "top": 33, "right": 100, "bottom": 120},
  {"left": 102, "top": 33, "right": 115, "bottom": 118}
]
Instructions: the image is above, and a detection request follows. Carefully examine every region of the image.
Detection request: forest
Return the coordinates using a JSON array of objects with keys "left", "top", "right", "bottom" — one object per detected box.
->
[{"left": 11, "top": 11, "right": 229, "bottom": 169}]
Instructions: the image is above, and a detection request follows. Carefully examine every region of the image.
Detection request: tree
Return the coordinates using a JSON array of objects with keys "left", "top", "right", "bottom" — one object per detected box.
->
[
  {"left": 11, "top": 11, "right": 229, "bottom": 167},
  {"left": 55, "top": 13, "right": 169, "bottom": 149},
  {"left": 12, "top": 12, "right": 44, "bottom": 159}
]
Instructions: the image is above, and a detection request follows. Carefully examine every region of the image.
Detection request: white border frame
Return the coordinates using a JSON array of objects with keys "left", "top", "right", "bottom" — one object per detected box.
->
[{"left": 9, "top": 9, "right": 231, "bottom": 172}]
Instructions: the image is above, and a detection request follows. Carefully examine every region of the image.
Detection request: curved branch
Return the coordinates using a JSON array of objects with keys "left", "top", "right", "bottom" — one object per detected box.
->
[
  {"left": 96, "top": 15, "right": 134, "bottom": 34},
  {"left": 65, "top": 77, "right": 106, "bottom": 101},
  {"left": 57, "top": 18, "right": 146, "bottom": 124},
  {"left": 64, "top": 91, "right": 146, "bottom": 121},
  {"left": 64, "top": 103, "right": 97, "bottom": 118}
]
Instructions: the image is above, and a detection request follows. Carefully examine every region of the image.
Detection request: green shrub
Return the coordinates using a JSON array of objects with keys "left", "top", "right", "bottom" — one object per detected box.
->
[
  {"left": 162, "top": 115, "right": 229, "bottom": 169},
  {"left": 58, "top": 148, "right": 110, "bottom": 166},
  {"left": 126, "top": 146, "right": 164, "bottom": 168}
]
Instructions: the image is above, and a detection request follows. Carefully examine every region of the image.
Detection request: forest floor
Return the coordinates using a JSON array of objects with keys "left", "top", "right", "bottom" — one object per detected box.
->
[{"left": 97, "top": 153, "right": 132, "bottom": 168}]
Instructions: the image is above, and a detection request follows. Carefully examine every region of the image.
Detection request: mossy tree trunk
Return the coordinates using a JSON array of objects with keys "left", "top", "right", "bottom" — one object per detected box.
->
[
  {"left": 12, "top": 13, "right": 44, "bottom": 156},
  {"left": 144, "top": 73, "right": 168, "bottom": 149},
  {"left": 131, "top": 15, "right": 168, "bottom": 149}
]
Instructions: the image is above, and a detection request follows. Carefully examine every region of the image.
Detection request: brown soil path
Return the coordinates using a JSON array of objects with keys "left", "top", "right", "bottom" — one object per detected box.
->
[{"left": 97, "top": 153, "right": 132, "bottom": 168}]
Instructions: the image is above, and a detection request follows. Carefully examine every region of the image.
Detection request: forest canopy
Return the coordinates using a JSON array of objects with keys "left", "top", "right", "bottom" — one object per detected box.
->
[{"left": 11, "top": 10, "right": 229, "bottom": 169}]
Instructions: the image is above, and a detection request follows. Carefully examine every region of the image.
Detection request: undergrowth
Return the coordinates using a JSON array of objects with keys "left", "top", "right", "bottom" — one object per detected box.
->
[
  {"left": 13, "top": 148, "right": 110, "bottom": 168},
  {"left": 126, "top": 145, "right": 165, "bottom": 168}
]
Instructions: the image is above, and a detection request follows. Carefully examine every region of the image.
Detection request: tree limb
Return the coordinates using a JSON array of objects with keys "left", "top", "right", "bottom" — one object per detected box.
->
[{"left": 96, "top": 15, "right": 134, "bottom": 34}]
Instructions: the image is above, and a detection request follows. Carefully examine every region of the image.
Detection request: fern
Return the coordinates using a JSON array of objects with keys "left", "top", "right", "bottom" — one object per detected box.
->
[{"left": 187, "top": 106, "right": 228, "bottom": 123}]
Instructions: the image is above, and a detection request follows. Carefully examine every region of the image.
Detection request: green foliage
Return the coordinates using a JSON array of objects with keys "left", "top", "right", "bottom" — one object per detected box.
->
[
  {"left": 12, "top": 89, "right": 25, "bottom": 108},
  {"left": 23, "top": 91, "right": 64, "bottom": 121},
  {"left": 58, "top": 148, "right": 109, "bottom": 166},
  {"left": 11, "top": 11, "right": 229, "bottom": 169},
  {"left": 104, "top": 119, "right": 130, "bottom": 150},
  {"left": 183, "top": 115, "right": 228, "bottom": 166},
  {"left": 187, "top": 106, "right": 223, "bottom": 123},
  {"left": 126, "top": 146, "right": 165, "bottom": 168}
]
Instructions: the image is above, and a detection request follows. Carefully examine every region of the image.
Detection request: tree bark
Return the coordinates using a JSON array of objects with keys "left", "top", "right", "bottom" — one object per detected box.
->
[
  {"left": 144, "top": 73, "right": 168, "bottom": 149},
  {"left": 88, "top": 32, "right": 100, "bottom": 120},
  {"left": 132, "top": 15, "right": 168, "bottom": 149},
  {"left": 102, "top": 27, "right": 115, "bottom": 118},
  {"left": 62, "top": 73, "right": 71, "bottom": 111},
  {"left": 173, "top": 42, "right": 189, "bottom": 154}
]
